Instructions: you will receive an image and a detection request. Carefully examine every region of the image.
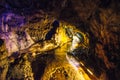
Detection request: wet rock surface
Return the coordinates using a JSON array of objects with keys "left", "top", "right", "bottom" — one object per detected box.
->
[{"left": 0, "top": 0, "right": 120, "bottom": 80}]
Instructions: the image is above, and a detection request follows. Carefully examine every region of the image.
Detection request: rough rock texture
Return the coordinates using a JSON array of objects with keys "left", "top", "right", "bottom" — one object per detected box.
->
[
  {"left": 0, "top": 0, "right": 120, "bottom": 80},
  {"left": 0, "top": 39, "right": 9, "bottom": 80},
  {"left": 7, "top": 54, "right": 34, "bottom": 80}
]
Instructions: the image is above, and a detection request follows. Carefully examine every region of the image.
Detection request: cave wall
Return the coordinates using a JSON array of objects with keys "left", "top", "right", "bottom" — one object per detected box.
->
[{"left": 0, "top": 0, "right": 120, "bottom": 80}]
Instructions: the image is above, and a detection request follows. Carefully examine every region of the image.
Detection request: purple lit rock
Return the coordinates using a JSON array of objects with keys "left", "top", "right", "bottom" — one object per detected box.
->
[
  {"left": 0, "top": 12, "right": 33, "bottom": 56},
  {"left": 1, "top": 31, "right": 34, "bottom": 56},
  {"left": 0, "top": 12, "right": 26, "bottom": 33}
]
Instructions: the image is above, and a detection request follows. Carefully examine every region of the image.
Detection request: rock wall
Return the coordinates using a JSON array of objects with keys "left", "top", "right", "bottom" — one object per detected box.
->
[{"left": 0, "top": 0, "right": 120, "bottom": 80}]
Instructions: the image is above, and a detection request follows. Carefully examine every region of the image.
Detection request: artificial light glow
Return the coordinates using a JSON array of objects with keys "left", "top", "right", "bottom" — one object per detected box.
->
[
  {"left": 66, "top": 54, "right": 91, "bottom": 80},
  {"left": 70, "top": 35, "right": 80, "bottom": 51},
  {"left": 80, "top": 62, "right": 85, "bottom": 66},
  {"left": 87, "top": 69, "right": 94, "bottom": 75},
  {"left": 55, "top": 24, "right": 71, "bottom": 46}
]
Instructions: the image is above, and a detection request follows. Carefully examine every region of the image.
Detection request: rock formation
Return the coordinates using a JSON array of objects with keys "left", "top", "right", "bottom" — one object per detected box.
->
[{"left": 0, "top": 0, "right": 120, "bottom": 80}]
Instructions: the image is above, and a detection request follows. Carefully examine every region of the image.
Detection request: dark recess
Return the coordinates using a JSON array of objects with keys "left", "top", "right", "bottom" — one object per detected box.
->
[
  {"left": 45, "top": 20, "right": 59, "bottom": 40},
  {"left": 0, "top": 39, "right": 4, "bottom": 46}
]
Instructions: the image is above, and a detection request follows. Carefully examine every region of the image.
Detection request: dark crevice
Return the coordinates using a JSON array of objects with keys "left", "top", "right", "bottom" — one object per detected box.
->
[
  {"left": 0, "top": 39, "right": 4, "bottom": 46},
  {"left": 31, "top": 53, "right": 55, "bottom": 80},
  {"left": 45, "top": 20, "right": 59, "bottom": 40},
  {"left": 99, "top": 0, "right": 111, "bottom": 8}
]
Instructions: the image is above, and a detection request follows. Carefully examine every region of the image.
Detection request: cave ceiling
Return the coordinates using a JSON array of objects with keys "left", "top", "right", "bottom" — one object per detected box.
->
[{"left": 0, "top": 0, "right": 120, "bottom": 80}]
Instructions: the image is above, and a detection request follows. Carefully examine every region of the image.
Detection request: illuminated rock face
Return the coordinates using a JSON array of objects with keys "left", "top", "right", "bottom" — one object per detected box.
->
[
  {"left": 0, "top": 10, "right": 90, "bottom": 79},
  {"left": 41, "top": 41, "right": 90, "bottom": 80},
  {"left": 0, "top": 39, "right": 9, "bottom": 80},
  {"left": 40, "top": 24, "right": 90, "bottom": 80}
]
